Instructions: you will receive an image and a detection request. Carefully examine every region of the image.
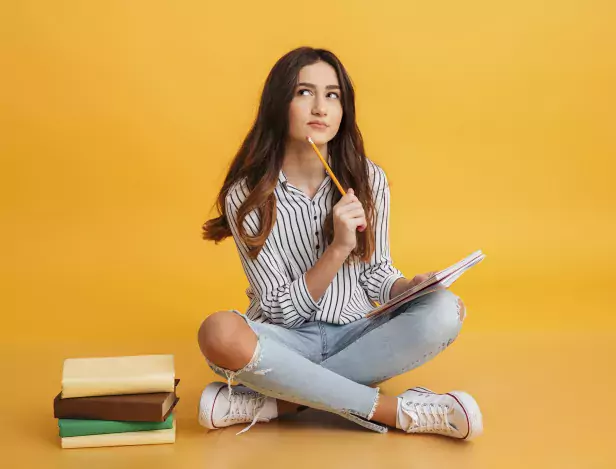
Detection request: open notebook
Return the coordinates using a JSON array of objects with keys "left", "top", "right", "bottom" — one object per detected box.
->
[{"left": 366, "top": 250, "right": 486, "bottom": 319}]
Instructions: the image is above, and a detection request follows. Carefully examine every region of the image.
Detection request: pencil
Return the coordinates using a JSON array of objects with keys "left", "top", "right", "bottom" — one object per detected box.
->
[
  {"left": 306, "top": 137, "right": 346, "bottom": 195},
  {"left": 306, "top": 136, "right": 365, "bottom": 232}
]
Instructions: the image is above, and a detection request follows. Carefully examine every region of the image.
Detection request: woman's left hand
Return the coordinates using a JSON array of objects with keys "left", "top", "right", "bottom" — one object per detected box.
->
[{"left": 407, "top": 271, "right": 437, "bottom": 289}]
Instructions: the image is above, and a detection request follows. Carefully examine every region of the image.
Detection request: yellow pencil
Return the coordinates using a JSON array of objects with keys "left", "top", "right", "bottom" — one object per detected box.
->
[
  {"left": 306, "top": 136, "right": 365, "bottom": 232},
  {"left": 306, "top": 137, "right": 346, "bottom": 195}
]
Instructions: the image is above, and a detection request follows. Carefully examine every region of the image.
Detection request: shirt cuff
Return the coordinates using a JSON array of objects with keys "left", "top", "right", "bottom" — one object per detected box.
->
[
  {"left": 379, "top": 272, "right": 406, "bottom": 304},
  {"left": 290, "top": 274, "right": 325, "bottom": 320}
]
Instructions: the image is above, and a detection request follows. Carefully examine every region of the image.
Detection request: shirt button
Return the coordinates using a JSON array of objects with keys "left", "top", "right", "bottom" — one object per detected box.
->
[
  {"left": 315, "top": 231, "right": 319, "bottom": 235},
  {"left": 316, "top": 245, "right": 320, "bottom": 249},
  {"left": 313, "top": 216, "right": 317, "bottom": 220}
]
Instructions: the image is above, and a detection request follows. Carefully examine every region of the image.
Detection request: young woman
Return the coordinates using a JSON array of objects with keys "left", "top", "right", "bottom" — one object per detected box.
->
[{"left": 199, "top": 47, "right": 483, "bottom": 439}]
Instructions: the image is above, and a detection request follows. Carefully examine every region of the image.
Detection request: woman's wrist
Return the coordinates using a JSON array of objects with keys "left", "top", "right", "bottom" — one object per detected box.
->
[
  {"left": 390, "top": 277, "right": 412, "bottom": 299},
  {"left": 326, "top": 239, "right": 353, "bottom": 262},
  {"left": 326, "top": 242, "right": 351, "bottom": 262},
  {"left": 304, "top": 242, "right": 349, "bottom": 304}
]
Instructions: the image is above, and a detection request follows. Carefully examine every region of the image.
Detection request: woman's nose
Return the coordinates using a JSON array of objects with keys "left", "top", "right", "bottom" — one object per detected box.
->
[{"left": 312, "top": 96, "right": 327, "bottom": 116}]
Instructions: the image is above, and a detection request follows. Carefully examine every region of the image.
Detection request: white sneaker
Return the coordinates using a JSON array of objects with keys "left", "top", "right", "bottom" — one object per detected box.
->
[
  {"left": 198, "top": 382, "right": 278, "bottom": 434},
  {"left": 397, "top": 386, "right": 483, "bottom": 440}
]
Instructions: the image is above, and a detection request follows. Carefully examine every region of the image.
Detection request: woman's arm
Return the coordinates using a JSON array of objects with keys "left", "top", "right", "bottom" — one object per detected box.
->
[
  {"left": 306, "top": 186, "right": 369, "bottom": 304},
  {"left": 304, "top": 243, "right": 348, "bottom": 303},
  {"left": 226, "top": 188, "right": 325, "bottom": 328},
  {"left": 359, "top": 166, "right": 405, "bottom": 304}
]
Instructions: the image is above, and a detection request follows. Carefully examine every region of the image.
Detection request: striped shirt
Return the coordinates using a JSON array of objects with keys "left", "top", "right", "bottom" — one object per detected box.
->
[{"left": 225, "top": 158, "right": 405, "bottom": 328}]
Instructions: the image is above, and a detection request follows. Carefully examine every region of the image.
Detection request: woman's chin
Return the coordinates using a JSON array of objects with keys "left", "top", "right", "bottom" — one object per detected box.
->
[
  {"left": 305, "top": 134, "right": 331, "bottom": 146},
  {"left": 288, "top": 131, "right": 333, "bottom": 147}
]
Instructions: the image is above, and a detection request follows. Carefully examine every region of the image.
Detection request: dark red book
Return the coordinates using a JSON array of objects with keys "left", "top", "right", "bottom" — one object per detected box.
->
[{"left": 54, "top": 379, "right": 179, "bottom": 422}]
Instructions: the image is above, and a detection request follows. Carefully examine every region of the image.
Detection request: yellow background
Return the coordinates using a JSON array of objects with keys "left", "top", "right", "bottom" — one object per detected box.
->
[
  {"left": 3, "top": 1, "right": 614, "bottom": 341},
  {"left": 1, "top": 2, "right": 616, "bottom": 467}
]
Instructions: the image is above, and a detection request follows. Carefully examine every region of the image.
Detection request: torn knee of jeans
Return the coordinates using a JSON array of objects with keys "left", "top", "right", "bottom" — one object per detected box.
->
[
  {"left": 367, "top": 387, "right": 380, "bottom": 421},
  {"left": 457, "top": 298, "right": 466, "bottom": 322},
  {"left": 207, "top": 340, "right": 264, "bottom": 394}
]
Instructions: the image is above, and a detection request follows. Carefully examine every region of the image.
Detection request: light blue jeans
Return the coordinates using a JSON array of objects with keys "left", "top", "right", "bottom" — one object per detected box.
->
[{"left": 207, "top": 289, "right": 464, "bottom": 433}]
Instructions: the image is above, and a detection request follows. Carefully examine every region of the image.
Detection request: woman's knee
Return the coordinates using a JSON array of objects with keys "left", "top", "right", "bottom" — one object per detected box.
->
[
  {"left": 422, "top": 289, "right": 465, "bottom": 342},
  {"left": 197, "top": 310, "right": 257, "bottom": 369}
]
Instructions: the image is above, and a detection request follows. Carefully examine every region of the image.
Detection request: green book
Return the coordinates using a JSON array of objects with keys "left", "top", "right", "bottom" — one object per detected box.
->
[{"left": 58, "top": 413, "right": 173, "bottom": 437}]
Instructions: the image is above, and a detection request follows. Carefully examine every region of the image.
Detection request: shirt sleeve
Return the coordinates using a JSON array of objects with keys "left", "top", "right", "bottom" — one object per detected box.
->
[
  {"left": 359, "top": 165, "right": 405, "bottom": 304},
  {"left": 225, "top": 185, "right": 325, "bottom": 328}
]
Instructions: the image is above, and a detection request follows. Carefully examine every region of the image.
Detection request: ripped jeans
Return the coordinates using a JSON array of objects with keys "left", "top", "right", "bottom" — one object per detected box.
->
[{"left": 206, "top": 289, "right": 464, "bottom": 433}]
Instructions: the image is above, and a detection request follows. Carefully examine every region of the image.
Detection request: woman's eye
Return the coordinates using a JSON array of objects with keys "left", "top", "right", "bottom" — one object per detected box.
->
[{"left": 296, "top": 89, "right": 339, "bottom": 99}]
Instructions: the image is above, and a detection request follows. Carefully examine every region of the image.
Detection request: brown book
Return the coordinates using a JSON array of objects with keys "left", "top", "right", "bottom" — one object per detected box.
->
[{"left": 54, "top": 379, "right": 179, "bottom": 422}]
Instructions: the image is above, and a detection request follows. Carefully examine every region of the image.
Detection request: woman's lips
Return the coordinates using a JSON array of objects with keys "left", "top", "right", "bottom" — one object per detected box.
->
[{"left": 308, "top": 122, "right": 328, "bottom": 130}]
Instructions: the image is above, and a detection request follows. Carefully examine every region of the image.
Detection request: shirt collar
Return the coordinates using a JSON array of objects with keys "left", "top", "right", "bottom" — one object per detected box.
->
[{"left": 278, "top": 154, "right": 333, "bottom": 190}]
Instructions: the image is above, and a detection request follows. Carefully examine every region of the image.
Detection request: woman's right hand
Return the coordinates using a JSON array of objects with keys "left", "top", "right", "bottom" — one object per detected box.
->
[{"left": 331, "top": 188, "right": 367, "bottom": 254}]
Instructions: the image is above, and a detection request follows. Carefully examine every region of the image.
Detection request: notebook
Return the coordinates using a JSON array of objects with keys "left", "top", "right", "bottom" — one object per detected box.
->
[{"left": 366, "top": 250, "right": 486, "bottom": 319}]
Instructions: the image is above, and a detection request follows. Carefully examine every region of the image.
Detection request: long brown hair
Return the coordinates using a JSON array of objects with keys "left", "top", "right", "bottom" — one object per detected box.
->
[{"left": 202, "top": 47, "right": 376, "bottom": 264}]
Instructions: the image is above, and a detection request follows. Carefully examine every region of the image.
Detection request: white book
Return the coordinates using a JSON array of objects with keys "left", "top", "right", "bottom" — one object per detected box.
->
[
  {"left": 61, "top": 421, "right": 176, "bottom": 449},
  {"left": 62, "top": 354, "right": 175, "bottom": 398},
  {"left": 366, "top": 250, "right": 486, "bottom": 319}
]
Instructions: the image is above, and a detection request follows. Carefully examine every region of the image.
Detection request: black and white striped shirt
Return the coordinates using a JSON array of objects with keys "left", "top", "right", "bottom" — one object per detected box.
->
[{"left": 225, "top": 159, "right": 404, "bottom": 328}]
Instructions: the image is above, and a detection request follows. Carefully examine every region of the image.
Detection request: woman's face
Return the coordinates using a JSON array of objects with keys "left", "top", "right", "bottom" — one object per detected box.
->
[{"left": 288, "top": 61, "right": 343, "bottom": 147}]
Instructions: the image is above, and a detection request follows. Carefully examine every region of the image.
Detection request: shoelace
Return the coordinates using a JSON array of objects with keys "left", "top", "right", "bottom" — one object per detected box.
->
[
  {"left": 408, "top": 402, "right": 452, "bottom": 433},
  {"left": 225, "top": 389, "right": 268, "bottom": 435}
]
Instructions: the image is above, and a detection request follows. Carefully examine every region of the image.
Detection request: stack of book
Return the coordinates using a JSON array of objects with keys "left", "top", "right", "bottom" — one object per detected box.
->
[{"left": 54, "top": 354, "right": 179, "bottom": 449}]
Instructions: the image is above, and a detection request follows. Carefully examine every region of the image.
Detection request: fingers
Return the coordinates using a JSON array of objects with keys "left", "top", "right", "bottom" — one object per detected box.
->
[
  {"left": 341, "top": 210, "right": 367, "bottom": 229},
  {"left": 342, "top": 218, "right": 367, "bottom": 232},
  {"left": 341, "top": 188, "right": 359, "bottom": 204},
  {"left": 336, "top": 201, "right": 363, "bottom": 215},
  {"left": 344, "top": 207, "right": 366, "bottom": 218},
  {"left": 340, "top": 195, "right": 359, "bottom": 208},
  {"left": 333, "top": 188, "right": 366, "bottom": 230}
]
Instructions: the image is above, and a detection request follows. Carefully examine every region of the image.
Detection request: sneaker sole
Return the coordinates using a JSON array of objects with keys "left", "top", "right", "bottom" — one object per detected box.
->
[
  {"left": 198, "top": 382, "right": 226, "bottom": 430},
  {"left": 408, "top": 387, "right": 483, "bottom": 440}
]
